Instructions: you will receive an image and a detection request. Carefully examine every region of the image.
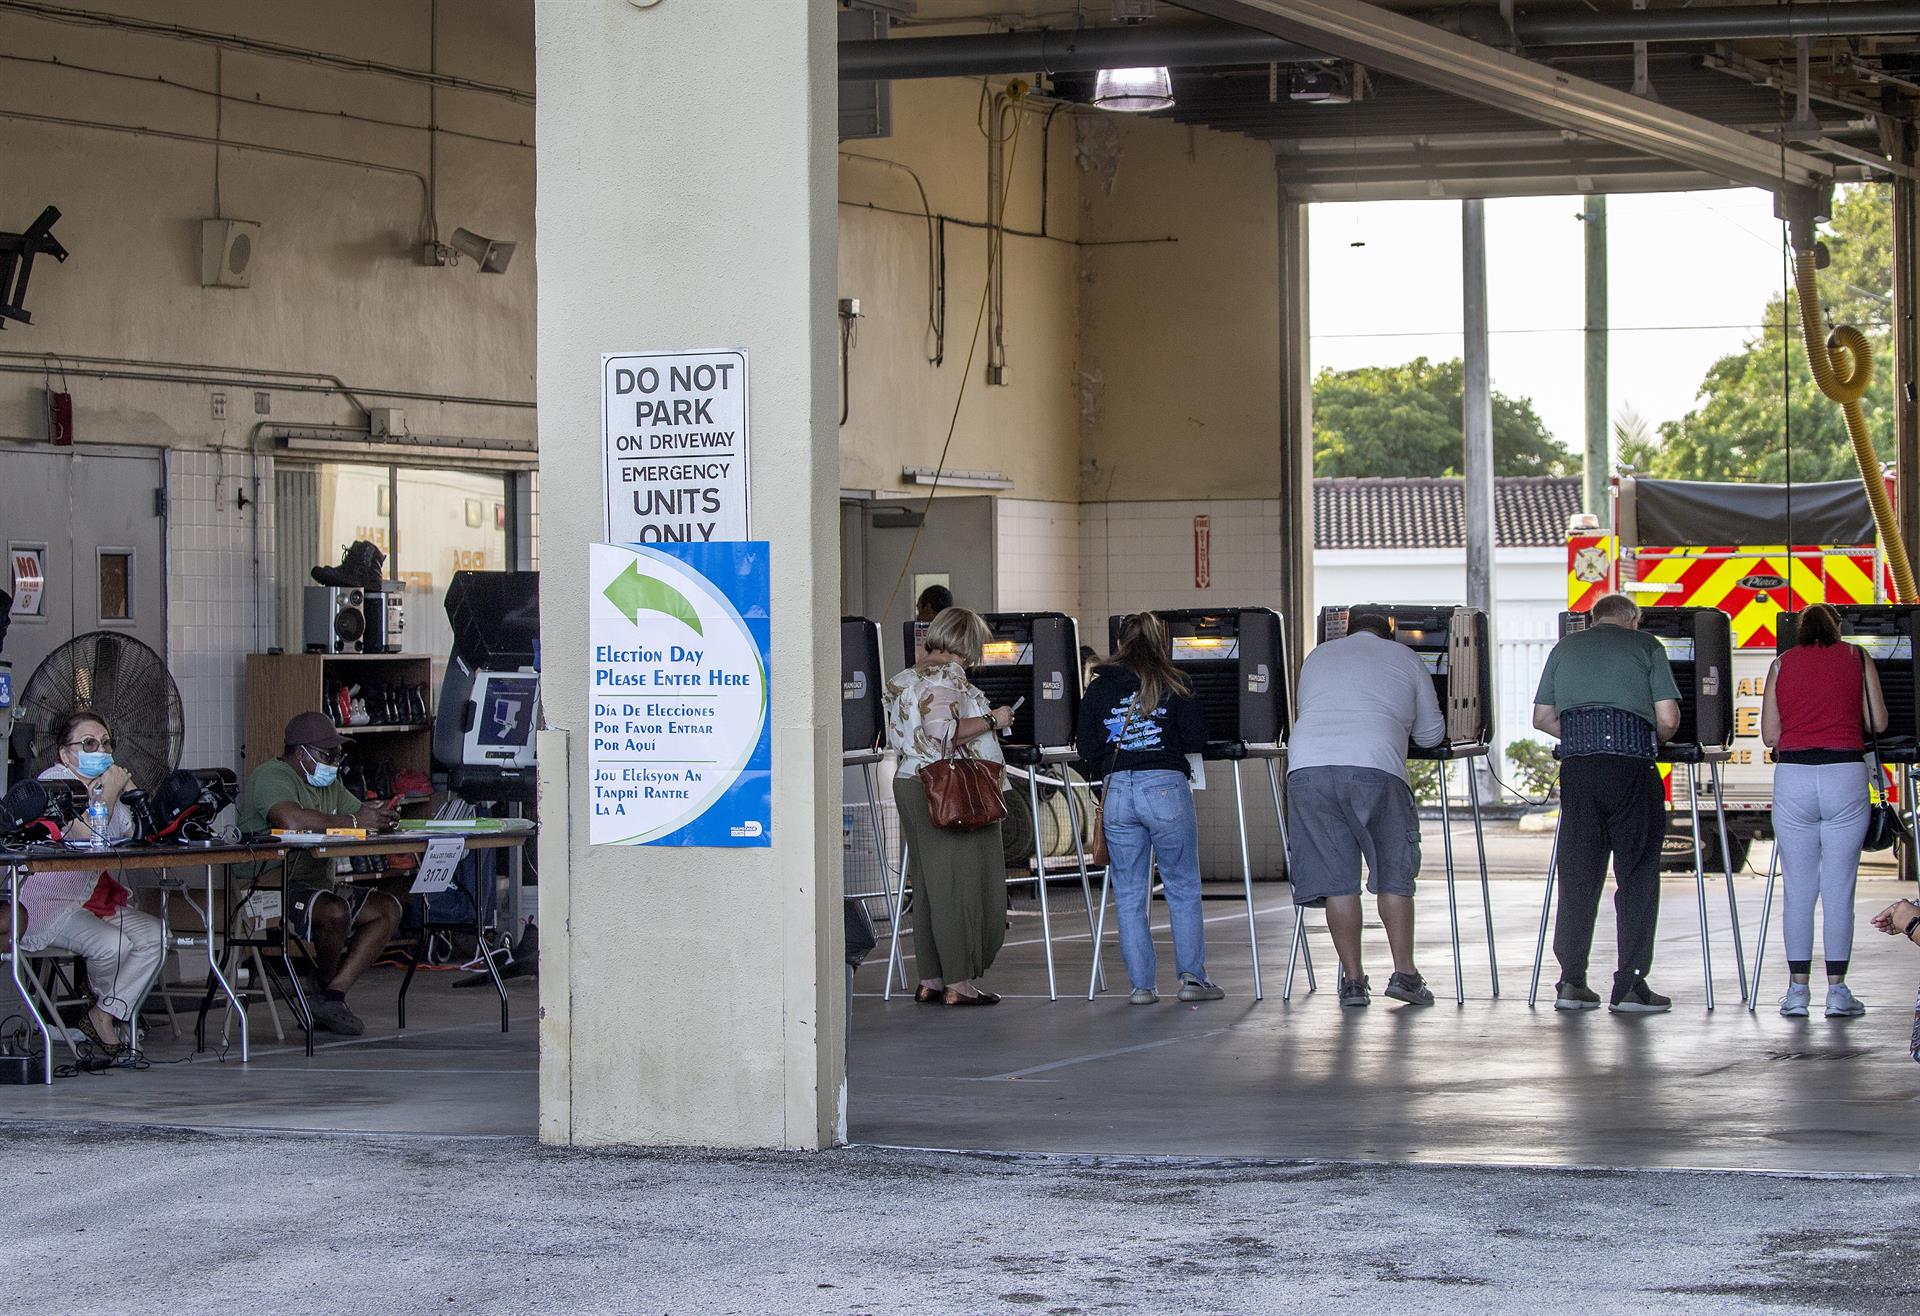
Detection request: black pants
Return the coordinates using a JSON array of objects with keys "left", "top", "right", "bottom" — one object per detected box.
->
[{"left": 1554, "top": 754, "right": 1665, "bottom": 990}]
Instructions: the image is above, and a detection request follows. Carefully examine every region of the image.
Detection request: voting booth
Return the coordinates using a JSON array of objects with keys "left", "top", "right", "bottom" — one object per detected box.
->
[
  {"left": 1530, "top": 606, "right": 1748, "bottom": 1010},
  {"left": 1085, "top": 608, "right": 1293, "bottom": 1001},
  {"left": 1750, "top": 604, "right": 1920, "bottom": 1008},
  {"left": 885, "top": 611, "right": 1103, "bottom": 1001},
  {"left": 1294, "top": 605, "right": 1500, "bottom": 1004}
]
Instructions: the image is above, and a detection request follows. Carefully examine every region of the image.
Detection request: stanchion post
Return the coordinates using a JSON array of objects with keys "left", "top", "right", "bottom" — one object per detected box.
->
[
  {"left": 1528, "top": 812, "right": 1562, "bottom": 1006},
  {"left": 1749, "top": 839, "right": 1780, "bottom": 1013},
  {"left": 1687, "top": 761, "right": 1716, "bottom": 1012},
  {"left": 1707, "top": 762, "right": 1748, "bottom": 1005}
]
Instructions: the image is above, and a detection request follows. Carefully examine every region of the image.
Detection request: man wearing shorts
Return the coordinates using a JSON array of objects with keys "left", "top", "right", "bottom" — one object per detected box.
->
[
  {"left": 1287, "top": 608, "right": 1446, "bottom": 1007},
  {"left": 237, "top": 711, "right": 400, "bottom": 1035}
]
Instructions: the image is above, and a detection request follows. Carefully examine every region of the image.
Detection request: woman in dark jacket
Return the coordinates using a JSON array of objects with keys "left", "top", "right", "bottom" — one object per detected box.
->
[{"left": 1076, "top": 612, "right": 1222, "bottom": 1005}]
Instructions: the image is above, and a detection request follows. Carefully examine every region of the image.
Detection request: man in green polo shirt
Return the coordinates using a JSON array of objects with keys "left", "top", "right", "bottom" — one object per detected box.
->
[
  {"left": 238, "top": 711, "right": 399, "bottom": 1036},
  {"left": 1533, "top": 593, "right": 1683, "bottom": 1016}
]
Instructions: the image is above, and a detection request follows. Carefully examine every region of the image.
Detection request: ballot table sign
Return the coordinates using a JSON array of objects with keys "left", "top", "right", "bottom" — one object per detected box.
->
[
  {"left": 602, "top": 349, "right": 750, "bottom": 544},
  {"left": 588, "top": 541, "right": 772, "bottom": 847}
]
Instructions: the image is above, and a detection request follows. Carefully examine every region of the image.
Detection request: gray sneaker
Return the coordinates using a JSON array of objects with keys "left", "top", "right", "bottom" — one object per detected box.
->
[
  {"left": 1129, "top": 987, "right": 1159, "bottom": 1005},
  {"left": 1338, "top": 972, "right": 1370, "bottom": 1008},
  {"left": 1385, "top": 971, "right": 1434, "bottom": 1006},
  {"left": 1825, "top": 983, "right": 1866, "bottom": 1018},
  {"left": 310, "top": 997, "right": 365, "bottom": 1036},
  {"left": 1177, "top": 976, "right": 1225, "bottom": 1002}
]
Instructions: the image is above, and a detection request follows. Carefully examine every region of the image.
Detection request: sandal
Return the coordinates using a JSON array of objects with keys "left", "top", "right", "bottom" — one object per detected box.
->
[{"left": 913, "top": 985, "right": 945, "bottom": 1004}]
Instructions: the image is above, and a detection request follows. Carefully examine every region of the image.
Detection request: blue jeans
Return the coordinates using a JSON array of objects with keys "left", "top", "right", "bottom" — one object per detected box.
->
[{"left": 1103, "top": 769, "right": 1207, "bottom": 990}]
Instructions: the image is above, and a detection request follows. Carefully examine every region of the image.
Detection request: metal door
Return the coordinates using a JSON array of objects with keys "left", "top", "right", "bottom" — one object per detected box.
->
[{"left": 1, "top": 446, "right": 167, "bottom": 729}]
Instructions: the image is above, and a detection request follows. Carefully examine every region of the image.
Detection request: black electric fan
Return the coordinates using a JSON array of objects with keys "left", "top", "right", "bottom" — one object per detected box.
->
[{"left": 15, "top": 631, "right": 183, "bottom": 791}]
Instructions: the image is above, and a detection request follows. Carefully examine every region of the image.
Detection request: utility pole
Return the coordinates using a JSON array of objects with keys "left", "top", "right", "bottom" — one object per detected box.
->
[
  {"left": 1583, "top": 194, "right": 1610, "bottom": 527},
  {"left": 1462, "top": 198, "right": 1498, "bottom": 801}
]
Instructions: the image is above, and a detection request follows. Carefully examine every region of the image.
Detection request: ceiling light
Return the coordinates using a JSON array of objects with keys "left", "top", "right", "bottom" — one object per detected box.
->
[
  {"left": 1289, "top": 65, "right": 1353, "bottom": 105},
  {"left": 1092, "top": 67, "right": 1174, "bottom": 113}
]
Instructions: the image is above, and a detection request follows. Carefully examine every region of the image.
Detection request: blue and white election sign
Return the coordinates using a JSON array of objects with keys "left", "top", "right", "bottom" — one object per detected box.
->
[{"left": 588, "top": 541, "right": 771, "bottom": 847}]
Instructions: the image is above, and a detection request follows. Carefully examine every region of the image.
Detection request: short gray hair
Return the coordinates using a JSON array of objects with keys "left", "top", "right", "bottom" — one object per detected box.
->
[
  {"left": 1590, "top": 593, "right": 1640, "bottom": 626},
  {"left": 923, "top": 606, "right": 991, "bottom": 665}
]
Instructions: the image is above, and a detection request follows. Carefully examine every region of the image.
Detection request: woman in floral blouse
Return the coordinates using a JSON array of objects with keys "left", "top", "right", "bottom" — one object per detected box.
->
[{"left": 884, "top": 606, "right": 1015, "bottom": 1006}]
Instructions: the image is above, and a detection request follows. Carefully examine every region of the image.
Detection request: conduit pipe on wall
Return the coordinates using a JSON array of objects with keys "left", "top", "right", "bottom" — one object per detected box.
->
[
  {"left": 839, "top": 4, "right": 1920, "bottom": 80},
  {"left": 1790, "top": 248, "right": 1918, "bottom": 601},
  {"left": 0, "top": 352, "right": 536, "bottom": 413}
]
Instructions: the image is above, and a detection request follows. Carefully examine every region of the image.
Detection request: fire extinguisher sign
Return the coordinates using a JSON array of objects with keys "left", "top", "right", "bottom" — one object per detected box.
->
[{"left": 1193, "top": 514, "right": 1212, "bottom": 589}]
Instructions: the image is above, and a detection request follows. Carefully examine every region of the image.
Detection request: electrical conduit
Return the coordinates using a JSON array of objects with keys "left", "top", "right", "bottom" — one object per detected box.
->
[{"left": 1791, "top": 247, "right": 1916, "bottom": 601}]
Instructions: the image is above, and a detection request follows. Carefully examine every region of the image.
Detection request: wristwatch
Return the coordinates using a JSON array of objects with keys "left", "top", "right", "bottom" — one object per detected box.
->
[{"left": 1905, "top": 914, "right": 1920, "bottom": 940}]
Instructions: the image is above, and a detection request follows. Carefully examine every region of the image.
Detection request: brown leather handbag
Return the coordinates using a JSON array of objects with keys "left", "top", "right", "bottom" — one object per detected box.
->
[
  {"left": 919, "top": 751, "right": 1006, "bottom": 831},
  {"left": 1088, "top": 698, "right": 1136, "bottom": 868}
]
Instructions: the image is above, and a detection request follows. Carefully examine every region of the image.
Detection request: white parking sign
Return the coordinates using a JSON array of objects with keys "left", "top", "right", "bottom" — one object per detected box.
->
[{"left": 602, "top": 349, "right": 750, "bottom": 544}]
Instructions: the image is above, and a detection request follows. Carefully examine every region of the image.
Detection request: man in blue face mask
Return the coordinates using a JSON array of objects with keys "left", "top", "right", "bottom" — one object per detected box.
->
[{"left": 237, "top": 711, "right": 400, "bottom": 1036}]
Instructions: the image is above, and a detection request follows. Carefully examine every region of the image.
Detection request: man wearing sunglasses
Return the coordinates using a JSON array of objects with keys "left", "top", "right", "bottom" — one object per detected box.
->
[{"left": 236, "top": 712, "right": 400, "bottom": 1036}]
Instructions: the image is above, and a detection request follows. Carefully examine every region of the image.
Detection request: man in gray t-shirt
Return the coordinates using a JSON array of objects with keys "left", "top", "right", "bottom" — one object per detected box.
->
[{"left": 1287, "top": 609, "right": 1446, "bottom": 1008}]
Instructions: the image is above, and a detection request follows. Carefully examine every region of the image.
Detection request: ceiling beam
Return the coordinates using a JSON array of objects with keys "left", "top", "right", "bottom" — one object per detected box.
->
[{"left": 1170, "top": 0, "right": 1835, "bottom": 206}]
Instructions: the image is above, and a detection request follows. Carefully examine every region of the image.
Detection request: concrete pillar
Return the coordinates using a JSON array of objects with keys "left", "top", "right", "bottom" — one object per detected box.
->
[
  {"left": 1462, "top": 198, "right": 1498, "bottom": 794},
  {"left": 1276, "top": 189, "right": 1314, "bottom": 673},
  {"left": 1582, "top": 195, "right": 1610, "bottom": 528},
  {"left": 534, "top": 1, "right": 842, "bottom": 1148}
]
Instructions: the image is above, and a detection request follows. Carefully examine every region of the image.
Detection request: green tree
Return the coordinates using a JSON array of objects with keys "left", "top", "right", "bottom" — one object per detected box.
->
[
  {"left": 1313, "top": 356, "right": 1575, "bottom": 477},
  {"left": 1635, "top": 184, "right": 1894, "bottom": 483}
]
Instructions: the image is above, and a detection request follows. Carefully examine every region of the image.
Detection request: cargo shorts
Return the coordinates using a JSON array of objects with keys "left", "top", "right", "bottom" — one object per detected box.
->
[{"left": 1285, "top": 765, "right": 1422, "bottom": 905}]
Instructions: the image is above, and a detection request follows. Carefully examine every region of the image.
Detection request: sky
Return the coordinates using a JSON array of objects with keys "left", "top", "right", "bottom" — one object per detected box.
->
[{"left": 1307, "top": 188, "right": 1798, "bottom": 455}]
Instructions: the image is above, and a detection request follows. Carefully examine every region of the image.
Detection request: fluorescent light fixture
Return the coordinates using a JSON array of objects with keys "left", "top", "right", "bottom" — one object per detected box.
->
[
  {"left": 901, "top": 466, "right": 1012, "bottom": 490},
  {"left": 1092, "top": 66, "right": 1174, "bottom": 113}
]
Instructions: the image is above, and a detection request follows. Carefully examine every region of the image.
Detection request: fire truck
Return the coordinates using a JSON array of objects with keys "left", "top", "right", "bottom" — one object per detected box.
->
[{"left": 1565, "top": 474, "right": 1893, "bottom": 870}]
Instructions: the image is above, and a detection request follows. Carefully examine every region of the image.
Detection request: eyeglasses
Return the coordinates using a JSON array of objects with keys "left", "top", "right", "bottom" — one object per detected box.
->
[
  {"left": 302, "top": 745, "right": 347, "bottom": 767},
  {"left": 64, "top": 736, "right": 115, "bottom": 754}
]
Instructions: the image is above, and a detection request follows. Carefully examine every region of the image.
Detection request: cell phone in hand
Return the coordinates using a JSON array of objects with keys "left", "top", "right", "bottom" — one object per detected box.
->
[{"left": 1000, "top": 696, "right": 1025, "bottom": 737}]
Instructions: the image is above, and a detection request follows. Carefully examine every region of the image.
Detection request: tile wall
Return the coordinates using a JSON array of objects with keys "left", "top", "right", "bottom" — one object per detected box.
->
[
  {"left": 1079, "top": 498, "right": 1290, "bottom": 880},
  {"left": 166, "top": 448, "right": 274, "bottom": 773},
  {"left": 993, "top": 498, "right": 1080, "bottom": 619}
]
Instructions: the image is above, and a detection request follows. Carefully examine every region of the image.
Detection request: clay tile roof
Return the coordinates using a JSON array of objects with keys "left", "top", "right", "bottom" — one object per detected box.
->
[{"left": 1313, "top": 475, "right": 1583, "bottom": 551}]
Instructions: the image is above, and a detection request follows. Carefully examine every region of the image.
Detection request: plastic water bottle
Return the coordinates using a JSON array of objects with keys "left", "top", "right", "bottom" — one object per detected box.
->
[{"left": 86, "top": 782, "right": 110, "bottom": 850}]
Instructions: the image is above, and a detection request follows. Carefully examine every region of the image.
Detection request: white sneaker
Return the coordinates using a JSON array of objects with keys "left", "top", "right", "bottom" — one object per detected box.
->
[
  {"left": 1779, "top": 983, "right": 1811, "bottom": 1017},
  {"left": 1825, "top": 983, "right": 1866, "bottom": 1018},
  {"left": 1129, "top": 987, "right": 1158, "bottom": 1005}
]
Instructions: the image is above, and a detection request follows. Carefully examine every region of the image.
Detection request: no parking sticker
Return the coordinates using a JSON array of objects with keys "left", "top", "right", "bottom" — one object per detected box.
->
[{"left": 601, "top": 349, "right": 749, "bottom": 544}]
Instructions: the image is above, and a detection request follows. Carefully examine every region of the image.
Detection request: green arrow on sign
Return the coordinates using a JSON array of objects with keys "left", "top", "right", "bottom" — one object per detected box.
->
[{"left": 603, "top": 561, "right": 704, "bottom": 636}]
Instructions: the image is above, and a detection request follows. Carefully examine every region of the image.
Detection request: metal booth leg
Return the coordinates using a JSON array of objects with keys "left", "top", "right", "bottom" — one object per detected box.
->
[
  {"left": 1231, "top": 761, "right": 1264, "bottom": 1001},
  {"left": 1030, "top": 766, "right": 1059, "bottom": 1002},
  {"left": 1708, "top": 762, "right": 1748, "bottom": 1005},
  {"left": 882, "top": 841, "right": 911, "bottom": 1002},
  {"left": 7, "top": 864, "right": 54, "bottom": 1084},
  {"left": 1907, "top": 767, "right": 1920, "bottom": 889},
  {"left": 863, "top": 765, "right": 909, "bottom": 993},
  {"left": 1688, "top": 763, "right": 1716, "bottom": 1012},
  {"left": 1749, "top": 838, "right": 1780, "bottom": 1013},
  {"left": 1054, "top": 769, "right": 1106, "bottom": 996},
  {"left": 1268, "top": 759, "right": 1316, "bottom": 998},
  {"left": 1438, "top": 766, "right": 1465, "bottom": 1005},
  {"left": 1528, "top": 811, "right": 1563, "bottom": 1007},
  {"left": 1468, "top": 774, "right": 1500, "bottom": 997}
]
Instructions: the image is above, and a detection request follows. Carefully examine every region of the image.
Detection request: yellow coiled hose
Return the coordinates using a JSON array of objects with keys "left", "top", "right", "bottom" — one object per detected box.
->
[{"left": 1792, "top": 247, "right": 1916, "bottom": 602}]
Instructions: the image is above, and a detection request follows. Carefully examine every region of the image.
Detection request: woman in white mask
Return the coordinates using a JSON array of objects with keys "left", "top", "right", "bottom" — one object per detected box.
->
[{"left": 30, "top": 711, "right": 167, "bottom": 1053}]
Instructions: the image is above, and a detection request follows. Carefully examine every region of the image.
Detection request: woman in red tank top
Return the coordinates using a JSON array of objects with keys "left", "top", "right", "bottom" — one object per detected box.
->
[{"left": 1761, "top": 604, "right": 1888, "bottom": 1019}]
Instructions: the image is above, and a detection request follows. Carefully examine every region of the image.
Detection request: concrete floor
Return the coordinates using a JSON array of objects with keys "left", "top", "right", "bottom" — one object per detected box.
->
[
  {"left": 0, "top": 963, "right": 538, "bottom": 1136},
  {"left": 10, "top": 1125, "right": 1920, "bottom": 1315},
  {"left": 3, "top": 825, "right": 1918, "bottom": 1180}
]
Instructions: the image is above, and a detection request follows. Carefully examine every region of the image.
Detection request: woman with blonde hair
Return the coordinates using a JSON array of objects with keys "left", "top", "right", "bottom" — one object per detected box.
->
[
  {"left": 1075, "top": 612, "right": 1221, "bottom": 1005},
  {"left": 1762, "top": 602, "right": 1887, "bottom": 1018},
  {"left": 883, "top": 606, "right": 1017, "bottom": 1006}
]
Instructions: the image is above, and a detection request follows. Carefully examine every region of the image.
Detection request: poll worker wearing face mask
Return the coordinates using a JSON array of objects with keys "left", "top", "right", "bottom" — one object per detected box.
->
[
  {"left": 236, "top": 711, "right": 400, "bottom": 1036},
  {"left": 31, "top": 711, "right": 166, "bottom": 1053}
]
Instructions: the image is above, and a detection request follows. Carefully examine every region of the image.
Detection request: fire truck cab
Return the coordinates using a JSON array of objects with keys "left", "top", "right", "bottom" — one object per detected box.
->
[{"left": 1565, "top": 475, "right": 1891, "bottom": 871}]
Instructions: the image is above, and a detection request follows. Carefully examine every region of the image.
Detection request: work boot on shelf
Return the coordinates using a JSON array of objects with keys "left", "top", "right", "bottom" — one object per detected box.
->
[{"left": 311, "top": 539, "right": 386, "bottom": 591}]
